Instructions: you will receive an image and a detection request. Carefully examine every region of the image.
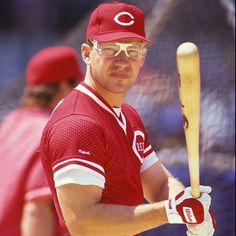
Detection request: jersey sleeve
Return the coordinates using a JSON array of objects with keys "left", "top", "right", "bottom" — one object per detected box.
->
[
  {"left": 47, "top": 115, "right": 106, "bottom": 189},
  {"left": 24, "top": 151, "right": 51, "bottom": 202},
  {"left": 141, "top": 133, "right": 159, "bottom": 173}
]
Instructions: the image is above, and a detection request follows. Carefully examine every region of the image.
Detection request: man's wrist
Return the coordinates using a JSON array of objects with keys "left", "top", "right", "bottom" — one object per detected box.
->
[{"left": 164, "top": 199, "right": 184, "bottom": 224}]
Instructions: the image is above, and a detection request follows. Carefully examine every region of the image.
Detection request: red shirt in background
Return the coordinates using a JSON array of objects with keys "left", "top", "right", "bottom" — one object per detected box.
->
[{"left": 0, "top": 108, "right": 64, "bottom": 236}]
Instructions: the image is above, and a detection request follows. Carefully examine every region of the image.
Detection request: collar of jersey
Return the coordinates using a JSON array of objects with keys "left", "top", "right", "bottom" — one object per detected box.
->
[
  {"left": 75, "top": 82, "right": 127, "bottom": 134},
  {"left": 113, "top": 107, "right": 121, "bottom": 117}
]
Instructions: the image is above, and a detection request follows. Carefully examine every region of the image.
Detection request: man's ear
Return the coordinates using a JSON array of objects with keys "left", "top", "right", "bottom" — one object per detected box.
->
[
  {"left": 81, "top": 43, "right": 91, "bottom": 65},
  {"left": 85, "top": 58, "right": 91, "bottom": 65}
]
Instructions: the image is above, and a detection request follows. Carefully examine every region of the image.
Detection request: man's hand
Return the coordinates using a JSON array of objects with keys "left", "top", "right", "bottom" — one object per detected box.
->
[
  {"left": 186, "top": 210, "right": 216, "bottom": 236},
  {"left": 165, "top": 185, "right": 212, "bottom": 224}
]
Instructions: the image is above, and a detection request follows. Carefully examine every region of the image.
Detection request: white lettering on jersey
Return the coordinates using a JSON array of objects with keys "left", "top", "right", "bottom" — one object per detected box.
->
[
  {"left": 78, "top": 149, "right": 91, "bottom": 155},
  {"left": 136, "top": 142, "right": 144, "bottom": 152},
  {"left": 113, "top": 12, "right": 135, "bottom": 26}
]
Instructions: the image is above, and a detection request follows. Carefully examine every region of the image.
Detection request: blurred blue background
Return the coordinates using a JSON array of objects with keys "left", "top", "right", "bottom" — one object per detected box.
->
[{"left": 0, "top": 0, "right": 235, "bottom": 235}]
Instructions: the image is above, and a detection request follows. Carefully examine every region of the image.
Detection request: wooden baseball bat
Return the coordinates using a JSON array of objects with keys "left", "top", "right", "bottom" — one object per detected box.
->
[{"left": 176, "top": 42, "right": 201, "bottom": 198}]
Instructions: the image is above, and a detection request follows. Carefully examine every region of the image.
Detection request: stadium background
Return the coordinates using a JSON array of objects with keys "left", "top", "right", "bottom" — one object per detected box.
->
[{"left": 0, "top": 0, "right": 235, "bottom": 235}]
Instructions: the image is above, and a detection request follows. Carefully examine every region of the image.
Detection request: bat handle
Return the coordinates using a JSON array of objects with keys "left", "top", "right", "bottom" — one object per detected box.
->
[
  {"left": 191, "top": 185, "right": 200, "bottom": 198},
  {"left": 188, "top": 156, "right": 200, "bottom": 198}
]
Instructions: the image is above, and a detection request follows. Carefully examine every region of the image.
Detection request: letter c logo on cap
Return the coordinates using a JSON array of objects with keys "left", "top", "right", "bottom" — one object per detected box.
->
[{"left": 113, "top": 11, "right": 135, "bottom": 26}]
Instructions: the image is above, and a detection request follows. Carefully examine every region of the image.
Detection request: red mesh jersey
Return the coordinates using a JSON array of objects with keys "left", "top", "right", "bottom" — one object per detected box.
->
[{"left": 40, "top": 82, "right": 159, "bottom": 234}]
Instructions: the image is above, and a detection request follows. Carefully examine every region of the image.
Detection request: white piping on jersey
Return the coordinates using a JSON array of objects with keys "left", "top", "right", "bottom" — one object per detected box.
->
[
  {"left": 144, "top": 145, "right": 152, "bottom": 154},
  {"left": 53, "top": 164, "right": 105, "bottom": 188},
  {"left": 50, "top": 99, "right": 64, "bottom": 119},
  {"left": 76, "top": 84, "right": 127, "bottom": 134},
  {"left": 113, "top": 107, "right": 121, "bottom": 117},
  {"left": 140, "top": 151, "right": 159, "bottom": 173},
  {"left": 120, "top": 112, "right": 126, "bottom": 129},
  {"left": 132, "top": 130, "right": 145, "bottom": 163},
  {"left": 53, "top": 158, "right": 105, "bottom": 173}
]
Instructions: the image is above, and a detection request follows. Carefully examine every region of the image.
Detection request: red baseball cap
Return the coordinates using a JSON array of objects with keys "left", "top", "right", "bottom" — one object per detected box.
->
[
  {"left": 86, "top": 2, "right": 153, "bottom": 44},
  {"left": 26, "top": 46, "right": 84, "bottom": 86}
]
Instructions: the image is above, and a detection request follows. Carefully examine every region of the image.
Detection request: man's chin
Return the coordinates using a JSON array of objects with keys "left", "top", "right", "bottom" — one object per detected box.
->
[{"left": 110, "top": 82, "right": 133, "bottom": 94}]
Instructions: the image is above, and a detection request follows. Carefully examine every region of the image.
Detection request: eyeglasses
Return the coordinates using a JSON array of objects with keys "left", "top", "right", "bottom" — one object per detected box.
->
[{"left": 90, "top": 40, "right": 148, "bottom": 60}]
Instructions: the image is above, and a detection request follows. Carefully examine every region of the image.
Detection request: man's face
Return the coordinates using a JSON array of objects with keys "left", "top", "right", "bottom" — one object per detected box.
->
[{"left": 89, "top": 39, "right": 147, "bottom": 94}]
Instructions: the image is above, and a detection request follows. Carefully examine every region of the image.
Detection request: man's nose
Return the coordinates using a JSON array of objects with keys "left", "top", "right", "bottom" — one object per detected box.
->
[{"left": 114, "top": 51, "right": 129, "bottom": 64}]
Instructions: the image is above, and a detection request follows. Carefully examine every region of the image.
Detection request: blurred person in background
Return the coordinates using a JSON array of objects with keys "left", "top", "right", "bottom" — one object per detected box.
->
[
  {"left": 0, "top": 45, "right": 84, "bottom": 236},
  {"left": 40, "top": 2, "right": 215, "bottom": 236}
]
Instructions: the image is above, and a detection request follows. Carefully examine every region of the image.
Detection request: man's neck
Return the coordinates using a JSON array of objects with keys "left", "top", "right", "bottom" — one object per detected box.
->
[{"left": 84, "top": 77, "right": 124, "bottom": 108}]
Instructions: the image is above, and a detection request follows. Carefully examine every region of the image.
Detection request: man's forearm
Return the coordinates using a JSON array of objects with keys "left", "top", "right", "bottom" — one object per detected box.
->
[
  {"left": 152, "top": 177, "right": 185, "bottom": 202},
  {"left": 167, "top": 177, "right": 185, "bottom": 198},
  {"left": 21, "top": 200, "right": 54, "bottom": 236},
  {"left": 64, "top": 201, "right": 168, "bottom": 236}
]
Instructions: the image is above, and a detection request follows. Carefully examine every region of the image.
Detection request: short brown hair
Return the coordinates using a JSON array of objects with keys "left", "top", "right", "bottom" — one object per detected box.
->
[{"left": 21, "top": 79, "right": 78, "bottom": 108}]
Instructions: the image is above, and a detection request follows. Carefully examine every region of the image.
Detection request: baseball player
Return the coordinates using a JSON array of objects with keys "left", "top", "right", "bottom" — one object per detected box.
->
[
  {"left": 40, "top": 2, "right": 216, "bottom": 236},
  {"left": 0, "top": 46, "right": 83, "bottom": 236}
]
